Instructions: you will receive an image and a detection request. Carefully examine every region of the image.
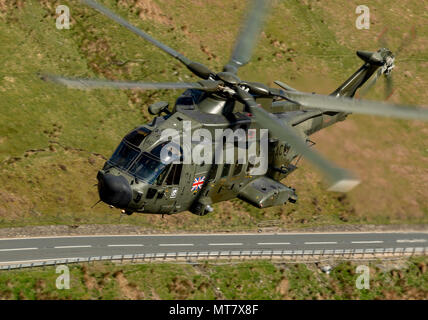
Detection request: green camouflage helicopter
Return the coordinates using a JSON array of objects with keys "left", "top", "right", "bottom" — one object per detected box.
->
[{"left": 42, "top": 0, "right": 428, "bottom": 216}]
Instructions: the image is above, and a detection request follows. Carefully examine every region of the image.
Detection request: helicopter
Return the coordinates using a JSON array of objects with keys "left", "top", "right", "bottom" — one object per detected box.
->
[{"left": 41, "top": 0, "right": 428, "bottom": 216}]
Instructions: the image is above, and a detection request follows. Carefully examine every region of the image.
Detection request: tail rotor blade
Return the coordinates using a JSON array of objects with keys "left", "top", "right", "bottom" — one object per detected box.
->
[
  {"left": 374, "top": 26, "right": 416, "bottom": 100},
  {"left": 395, "top": 26, "right": 416, "bottom": 58},
  {"left": 377, "top": 27, "right": 389, "bottom": 49}
]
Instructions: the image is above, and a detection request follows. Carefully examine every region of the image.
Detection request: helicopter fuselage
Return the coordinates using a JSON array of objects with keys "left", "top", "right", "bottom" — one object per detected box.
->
[{"left": 97, "top": 88, "right": 348, "bottom": 216}]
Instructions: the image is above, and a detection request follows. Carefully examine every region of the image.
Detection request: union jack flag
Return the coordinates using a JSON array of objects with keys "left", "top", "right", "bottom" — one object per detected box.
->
[{"left": 191, "top": 176, "right": 205, "bottom": 192}]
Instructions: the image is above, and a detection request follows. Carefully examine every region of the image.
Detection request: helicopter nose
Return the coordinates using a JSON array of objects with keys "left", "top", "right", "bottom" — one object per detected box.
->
[{"left": 97, "top": 171, "right": 132, "bottom": 208}]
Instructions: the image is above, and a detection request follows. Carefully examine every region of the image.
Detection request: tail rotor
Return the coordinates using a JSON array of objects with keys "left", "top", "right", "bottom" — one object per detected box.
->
[{"left": 359, "top": 27, "right": 416, "bottom": 100}]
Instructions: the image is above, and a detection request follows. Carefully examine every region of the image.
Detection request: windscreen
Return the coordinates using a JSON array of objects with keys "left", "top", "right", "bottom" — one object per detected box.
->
[
  {"left": 124, "top": 126, "right": 151, "bottom": 147},
  {"left": 129, "top": 153, "right": 167, "bottom": 184},
  {"left": 128, "top": 142, "right": 182, "bottom": 184},
  {"left": 108, "top": 142, "right": 139, "bottom": 170}
]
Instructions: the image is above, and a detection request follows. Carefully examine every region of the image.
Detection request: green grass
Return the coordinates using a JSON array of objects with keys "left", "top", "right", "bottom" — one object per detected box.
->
[
  {"left": 0, "top": 257, "right": 427, "bottom": 300},
  {"left": 0, "top": 0, "right": 427, "bottom": 231}
]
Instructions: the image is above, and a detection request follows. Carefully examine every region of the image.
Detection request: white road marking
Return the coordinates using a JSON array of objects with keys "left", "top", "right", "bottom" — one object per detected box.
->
[
  {"left": 304, "top": 241, "right": 337, "bottom": 245},
  {"left": 54, "top": 245, "right": 92, "bottom": 249},
  {"left": 208, "top": 242, "right": 243, "bottom": 246},
  {"left": 108, "top": 244, "right": 144, "bottom": 247},
  {"left": 257, "top": 242, "right": 291, "bottom": 245},
  {"left": 158, "top": 244, "right": 194, "bottom": 247},
  {"left": 351, "top": 241, "right": 384, "bottom": 244},
  {"left": 396, "top": 239, "right": 427, "bottom": 243},
  {"left": 209, "top": 243, "right": 243, "bottom": 246},
  {"left": 0, "top": 247, "right": 38, "bottom": 252}
]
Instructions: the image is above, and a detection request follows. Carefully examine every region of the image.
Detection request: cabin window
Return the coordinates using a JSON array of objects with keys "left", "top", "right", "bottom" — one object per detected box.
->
[
  {"left": 247, "top": 162, "right": 255, "bottom": 174},
  {"left": 165, "top": 164, "right": 182, "bottom": 185},
  {"left": 146, "top": 188, "right": 157, "bottom": 199},
  {"left": 233, "top": 163, "right": 243, "bottom": 176},
  {"left": 155, "top": 164, "right": 170, "bottom": 185},
  {"left": 221, "top": 164, "right": 231, "bottom": 178},
  {"left": 208, "top": 164, "right": 218, "bottom": 182}
]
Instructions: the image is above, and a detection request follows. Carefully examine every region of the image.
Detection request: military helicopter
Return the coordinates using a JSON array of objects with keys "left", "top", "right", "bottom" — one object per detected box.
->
[{"left": 42, "top": 0, "right": 428, "bottom": 216}]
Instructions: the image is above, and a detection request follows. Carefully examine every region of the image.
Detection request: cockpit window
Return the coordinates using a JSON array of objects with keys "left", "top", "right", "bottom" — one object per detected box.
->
[
  {"left": 175, "top": 96, "right": 194, "bottom": 106},
  {"left": 107, "top": 140, "right": 183, "bottom": 185},
  {"left": 125, "top": 127, "right": 151, "bottom": 147},
  {"left": 129, "top": 153, "right": 167, "bottom": 184},
  {"left": 175, "top": 89, "right": 205, "bottom": 106},
  {"left": 125, "top": 142, "right": 182, "bottom": 184},
  {"left": 151, "top": 141, "right": 182, "bottom": 164},
  {"left": 165, "top": 164, "right": 182, "bottom": 185},
  {"left": 108, "top": 142, "right": 139, "bottom": 170}
]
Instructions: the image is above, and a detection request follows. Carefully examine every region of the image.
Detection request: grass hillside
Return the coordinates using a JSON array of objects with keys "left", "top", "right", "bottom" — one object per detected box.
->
[
  {"left": 0, "top": 0, "right": 427, "bottom": 230},
  {"left": 1, "top": 257, "right": 427, "bottom": 299}
]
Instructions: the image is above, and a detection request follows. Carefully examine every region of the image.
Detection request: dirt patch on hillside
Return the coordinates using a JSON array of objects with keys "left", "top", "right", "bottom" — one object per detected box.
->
[
  {"left": 276, "top": 277, "right": 290, "bottom": 299},
  {"left": 81, "top": 265, "right": 100, "bottom": 291},
  {"left": 150, "top": 288, "right": 161, "bottom": 300},
  {"left": 0, "top": 189, "right": 33, "bottom": 220},
  {"left": 80, "top": 37, "right": 120, "bottom": 78},
  {"left": 113, "top": 270, "right": 145, "bottom": 299},
  {"left": 0, "top": 0, "right": 24, "bottom": 16},
  {"left": 118, "top": 0, "right": 172, "bottom": 26},
  {"left": 168, "top": 276, "right": 196, "bottom": 299}
]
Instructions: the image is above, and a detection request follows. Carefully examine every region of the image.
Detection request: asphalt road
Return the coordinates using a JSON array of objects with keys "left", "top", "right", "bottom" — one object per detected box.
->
[{"left": 0, "top": 232, "right": 427, "bottom": 264}]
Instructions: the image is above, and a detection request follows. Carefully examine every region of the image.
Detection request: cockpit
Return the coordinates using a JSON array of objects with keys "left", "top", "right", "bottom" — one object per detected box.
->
[
  {"left": 128, "top": 142, "right": 181, "bottom": 184},
  {"left": 105, "top": 126, "right": 150, "bottom": 171},
  {"left": 128, "top": 153, "right": 167, "bottom": 184},
  {"left": 175, "top": 89, "right": 205, "bottom": 108},
  {"left": 105, "top": 126, "right": 182, "bottom": 185}
]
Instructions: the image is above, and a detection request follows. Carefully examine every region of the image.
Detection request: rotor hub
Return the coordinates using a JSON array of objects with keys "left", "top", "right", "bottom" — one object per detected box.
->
[{"left": 216, "top": 72, "right": 241, "bottom": 85}]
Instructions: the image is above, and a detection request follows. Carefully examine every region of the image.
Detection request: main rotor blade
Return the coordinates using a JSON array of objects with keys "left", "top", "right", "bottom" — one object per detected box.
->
[
  {"left": 282, "top": 91, "right": 428, "bottom": 121},
  {"left": 81, "top": 0, "right": 213, "bottom": 79},
  {"left": 237, "top": 89, "right": 360, "bottom": 192},
  {"left": 274, "top": 80, "right": 298, "bottom": 92},
  {"left": 40, "top": 74, "right": 206, "bottom": 90},
  {"left": 223, "top": 0, "right": 270, "bottom": 74}
]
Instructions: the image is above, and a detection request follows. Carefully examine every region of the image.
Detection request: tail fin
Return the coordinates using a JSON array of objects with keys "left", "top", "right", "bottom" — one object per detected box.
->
[{"left": 331, "top": 48, "right": 394, "bottom": 98}]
